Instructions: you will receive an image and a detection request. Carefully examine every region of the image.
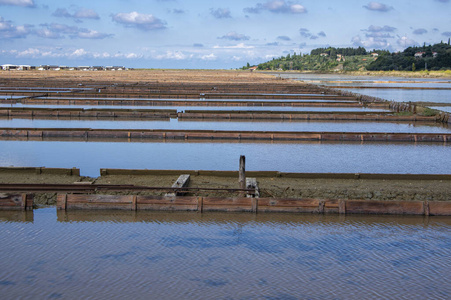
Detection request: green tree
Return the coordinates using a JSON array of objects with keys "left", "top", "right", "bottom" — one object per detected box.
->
[{"left": 412, "top": 63, "right": 416, "bottom": 72}]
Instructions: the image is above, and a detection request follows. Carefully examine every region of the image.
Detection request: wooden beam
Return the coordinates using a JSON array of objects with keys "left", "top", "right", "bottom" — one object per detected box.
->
[{"left": 165, "top": 174, "right": 191, "bottom": 197}]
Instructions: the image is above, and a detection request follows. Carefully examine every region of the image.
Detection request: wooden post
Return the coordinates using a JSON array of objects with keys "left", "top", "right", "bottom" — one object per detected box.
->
[
  {"left": 338, "top": 200, "right": 346, "bottom": 214},
  {"left": 239, "top": 155, "right": 246, "bottom": 191},
  {"left": 132, "top": 195, "right": 137, "bottom": 211},
  {"left": 21, "top": 194, "right": 27, "bottom": 211}
]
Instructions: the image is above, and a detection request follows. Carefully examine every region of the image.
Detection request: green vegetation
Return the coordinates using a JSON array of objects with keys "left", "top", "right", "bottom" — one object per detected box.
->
[
  {"left": 419, "top": 107, "right": 440, "bottom": 117},
  {"left": 367, "top": 42, "right": 451, "bottom": 71},
  {"left": 246, "top": 41, "right": 451, "bottom": 72}
]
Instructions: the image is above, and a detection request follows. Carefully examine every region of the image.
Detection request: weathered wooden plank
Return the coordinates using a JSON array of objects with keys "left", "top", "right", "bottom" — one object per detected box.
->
[
  {"left": 258, "top": 198, "right": 320, "bottom": 208},
  {"left": 202, "top": 197, "right": 253, "bottom": 212},
  {"left": 138, "top": 195, "right": 198, "bottom": 211},
  {"left": 165, "top": 174, "right": 190, "bottom": 197},
  {"left": 429, "top": 201, "right": 451, "bottom": 216},
  {"left": 0, "top": 193, "right": 33, "bottom": 210},
  {"left": 345, "top": 200, "right": 424, "bottom": 215}
]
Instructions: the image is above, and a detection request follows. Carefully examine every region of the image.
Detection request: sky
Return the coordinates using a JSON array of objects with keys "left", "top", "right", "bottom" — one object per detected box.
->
[{"left": 0, "top": 0, "right": 450, "bottom": 69}]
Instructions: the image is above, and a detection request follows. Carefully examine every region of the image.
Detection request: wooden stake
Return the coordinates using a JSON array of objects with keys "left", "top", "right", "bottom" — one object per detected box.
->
[{"left": 239, "top": 155, "right": 246, "bottom": 191}]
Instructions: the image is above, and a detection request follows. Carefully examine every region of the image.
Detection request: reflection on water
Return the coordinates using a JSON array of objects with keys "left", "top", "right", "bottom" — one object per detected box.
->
[
  {"left": 273, "top": 73, "right": 451, "bottom": 105},
  {"left": 0, "top": 208, "right": 449, "bottom": 299},
  {"left": 0, "top": 210, "right": 34, "bottom": 223},
  {"left": 342, "top": 88, "right": 451, "bottom": 104}
]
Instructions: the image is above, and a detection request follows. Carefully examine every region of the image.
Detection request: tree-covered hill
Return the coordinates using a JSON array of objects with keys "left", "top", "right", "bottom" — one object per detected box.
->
[
  {"left": 366, "top": 42, "right": 451, "bottom": 71},
  {"left": 247, "top": 41, "right": 451, "bottom": 72}
]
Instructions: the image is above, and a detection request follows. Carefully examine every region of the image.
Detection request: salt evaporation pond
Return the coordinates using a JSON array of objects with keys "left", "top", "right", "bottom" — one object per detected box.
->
[
  {"left": 0, "top": 209, "right": 449, "bottom": 299},
  {"left": 341, "top": 88, "right": 451, "bottom": 104},
  {"left": 1, "top": 140, "right": 450, "bottom": 176},
  {"left": 0, "top": 118, "right": 449, "bottom": 133}
]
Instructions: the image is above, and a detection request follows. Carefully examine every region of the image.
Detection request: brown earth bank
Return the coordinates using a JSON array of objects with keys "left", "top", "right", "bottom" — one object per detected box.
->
[
  {"left": 1, "top": 170, "right": 450, "bottom": 206},
  {"left": 0, "top": 69, "right": 292, "bottom": 86}
]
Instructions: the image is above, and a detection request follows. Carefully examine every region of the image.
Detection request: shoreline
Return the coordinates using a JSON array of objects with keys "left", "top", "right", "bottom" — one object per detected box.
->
[
  {"left": 258, "top": 69, "right": 451, "bottom": 79},
  {"left": 1, "top": 168, "right": 451, "bottom": 208}
]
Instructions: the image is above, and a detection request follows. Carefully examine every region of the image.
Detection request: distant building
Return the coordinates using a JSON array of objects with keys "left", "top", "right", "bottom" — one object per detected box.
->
[
  {"left": 320, "top": 53, "right": 329, "bottom": 57},
  {"left": 414, "top": 52, "right": 425, "bottom": 58},
  {"left": 432, "top": 52, "right": 438, "bottom": 58},
  {"left": 1, "top": 64, "right": 127, "bottom": 71},
  {"left": 248, "top": 66, "right": 258, "bottom": 72},
  {"left": 371, "top": 53, "right": 379, "bottom": 57},
  {"left": 17, "top": 65, "right": 31, "bottom": 70},
  {"left": 1, "top": 64, "right": 18, "bottom": 70},
  {"left": 336, "top": 54, "right": 345, "bottom": 62}
]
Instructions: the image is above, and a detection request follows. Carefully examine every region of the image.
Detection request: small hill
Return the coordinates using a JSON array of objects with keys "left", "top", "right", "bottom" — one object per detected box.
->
[{"left": 246, "top": 41, "right": 451, "bottom": 72}]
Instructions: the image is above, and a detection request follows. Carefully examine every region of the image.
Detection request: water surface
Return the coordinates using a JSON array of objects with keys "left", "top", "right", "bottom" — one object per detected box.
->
[
  {"left": 0, "top": 208, "right": 449, "bottom": 299},
  {"left": 1, "top": 140, "right": 450, "bottom": 176},
  {"left": 0, "top": 118, "right": 448, "bottom": 133}
]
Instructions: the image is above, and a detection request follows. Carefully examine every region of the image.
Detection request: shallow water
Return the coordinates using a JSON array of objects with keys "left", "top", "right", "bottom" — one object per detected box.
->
[
  {"left": 274, "top": 73, "right": 451, "bottom": 104},
  {"left": 0, "top": 208, "right": 449, "bottom": 299},
  {"left": 276, "top": 72, "right": 451, "bottom": 84},
  {"left": 1, "top": 140, "right": 450, "bottom": 176},
  {"left": 0, "top": 118, "right": 448, "bottom": 133},
  {"left": 342, "top": 88, "right": 451, "bottom": 104}
]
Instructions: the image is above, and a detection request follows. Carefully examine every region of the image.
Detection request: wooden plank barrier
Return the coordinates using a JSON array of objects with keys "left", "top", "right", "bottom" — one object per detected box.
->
[
  {"left": 1, "top": 128, "right": 450, "bottom": 143},
  {"left": 56, "top": 194, "right": 451, "bottom": 215},
  {"left": 13, "top": 98, "right": 383, "bottom": 108},
  {"left": 0, "top": 193, "right": 33, "bottom": 210}
]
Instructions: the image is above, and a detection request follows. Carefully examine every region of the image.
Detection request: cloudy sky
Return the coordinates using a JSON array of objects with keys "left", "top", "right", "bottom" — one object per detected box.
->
[{"left": 1, "top": 0, "right": 450, "bottom": 68}]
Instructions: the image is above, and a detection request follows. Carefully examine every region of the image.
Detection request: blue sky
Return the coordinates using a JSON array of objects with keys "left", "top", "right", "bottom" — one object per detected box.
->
[{"left": 1, "top": 0, "right": 450, "bottom": 69}]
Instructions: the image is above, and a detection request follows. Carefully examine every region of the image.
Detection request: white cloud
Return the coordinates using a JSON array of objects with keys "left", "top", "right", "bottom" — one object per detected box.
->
[
  {"left": 218, "top": 31, "right": 250, "bottom": 41},
  {"left": 77, "top": 29, "right": 112, "bottom": 39},
  {"left": 125, "top": 53, "right": 140, "bottom": 59},
  {"left": 155, "top": 51, "right": 192, "bottom": 60},
  {"left": 17, "top": 48, "right": 40, "bottom": 57},
  {"left": 396, "top": 36, "right": 419, "bottom": 47},
  {"left": 71, "top": 48, "right": 88, "bottom": 57},
  {"left": 363, "top": 2, "right": 393, "bottom": 12},
  {"left": 0, "top": 0, "right": 34, "bottom": 7},
  {"left": 214, "top": 43, "right": 254, "bottom": 49},
  {"left": 112, "top": 11, "right": 167, "bottom": 31},
  {"left": 37, "top": 23, "right": 112, "bottom": 39},
  {"left": 362, "top": 25, "right": 396, "bottom": 38},
  {"left": 365, "top": 25, "right": 396, "bottom": 32},
  {"left": 0, "top": 17, "right": 33, "bottom": 39},
  {"left": 244, "top": 1, "right": 307, "bottom": 14},
  {"left": 3, "top": 47, "right": 144, "bottom": 61},
  {"left": 201, "top": 53, "right": 217, "bottom": 60},
  {"left": 352, "top": 35, "right": 391, "bottom": 49},
  {"left": 53, "top": 8, "right": 100, "bottom": 20}
]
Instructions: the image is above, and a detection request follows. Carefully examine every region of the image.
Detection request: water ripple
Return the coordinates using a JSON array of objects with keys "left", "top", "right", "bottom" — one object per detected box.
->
[{"left": 0, "top": 209, "right": 450, "bottom": 299}]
